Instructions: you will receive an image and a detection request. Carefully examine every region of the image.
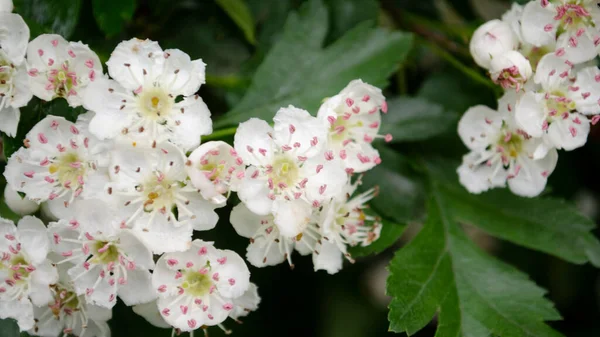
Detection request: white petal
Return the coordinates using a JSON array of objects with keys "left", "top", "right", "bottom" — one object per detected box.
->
[
  {"left": 470, "top": 19, "right": 517, "bottom": 69},
  {"left": 29, "top": 260, "right": 58, "bottom": 306},
  {"left": 178, "top": 191, "right": 220, "bottom": 231},
  {"left": 9, "top": 64, "right": 33, "bottom": 108},
  {"left": 3, "top": 184, "right": 39, "bottom": 215},
  {"left": 303, "top": 158, "right": 348, "bottom": 202},
  {"left": 457, "top": 105, "right": 503, "bottom": 151},
  {"left": 0, "top": 13, "right": 29, "bottom": 65},
  {"left": 169, "top": 95, "right": 212, "bottom": 151},
  {"left": 230, "top": 203, "right": 268, "bottom": 238},
  {"left": 234, "top": 118, "right": 274, "bottom": 166},
  {"left": 508, "top": 149, "right": 558, "bottom": 197},
  {"left": 132, "top": 301, "right": 171, "bottom": 328},
  {"left": 131, "top": 213, "right": 193, "bottom": 254},
  {"left": 272, "top": 199, "right": 312, "bottom": 238},
  {"left": 83, "top": 77, "right": 136, "bottom": 140},
  {"left": 118, "top": 229, "right": 155, "bottom": 269},
  {"left": 0, "top": 298, "right": 34, "bottom": 331},
  {"left": 118, "top": 269, "right": 156, "bottom": 306},
  {"left": 0, "top": 106, "right": 19, "bottom": 137},
  {"left": 546, "top": 115, "right": 589, "bottom": 150},
  {"left": 87, "top": 303, "right": 113, "bottom": 322},
  {"left": 211, "top": 249, "right": 250, "bottom": 298},
  {"left": 237, "top": 168, "right": 273, "bottom": 216},
  {"left": 186, "top": 141, "right": 239, "bottom": 202},
  {"left": 273, "top": 105, "right": 327, "bottom": 157},
  {"left": 557, "top": 29, "right": 597, "bottom": 65},
  {"left": 534, "top": 53, "right": 570, "bottom": 91},
  {"left": 246, "top": 236, "right": 286, "bottom": 267},
  {"left": 520, "top": 2, "right": 556, "bottom": 47},
  {"left": 17, "top": 216, "right": 49, "bottom": 265},
  {"left": 160, "top": 49, "right": 205, "bottom": 96},
  {"left": 313, "top": 240, "right": 343, "bottom": 275},
  {"left": 106, "top": 38, "right": 163, "bottom": 90},
  {"left": 229, "top": 283, "right": 260, "bottom": 319},
  {"left": 572, "top": 66, "right": 600, "bottom": 115},
  {"left": 0, "top": 0, "right": 13, "bottom": 12},
  {"left": 0, "top": 217, "right": 16, "bottom": 252},
  {"left": 457, "top": 152, "right": 507, "bottom": 194},
  {"left": 514, "top": 91, "right": 546, "bottom": 137}
]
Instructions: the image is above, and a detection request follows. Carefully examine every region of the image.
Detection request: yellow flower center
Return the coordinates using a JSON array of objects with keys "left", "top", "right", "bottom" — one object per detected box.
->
[{"left": 181, "top": 271, "right": 213, "bottom": 297}]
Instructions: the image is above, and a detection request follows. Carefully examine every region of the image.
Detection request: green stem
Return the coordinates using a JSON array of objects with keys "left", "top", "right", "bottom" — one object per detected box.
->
[
  {"left": 422, "top": 38, "right": 501, "bottom": 95},
  {"left": 201, "top": 126, "right": 238, "bottom": 142}
]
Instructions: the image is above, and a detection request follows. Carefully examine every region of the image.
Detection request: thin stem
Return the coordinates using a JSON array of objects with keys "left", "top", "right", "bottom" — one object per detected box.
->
[
  {"left": 421, "top": 38, "right": 501, "bottom": 95},
  {"left": 201, "top": 127, "right": 238, "bottom": 142}
]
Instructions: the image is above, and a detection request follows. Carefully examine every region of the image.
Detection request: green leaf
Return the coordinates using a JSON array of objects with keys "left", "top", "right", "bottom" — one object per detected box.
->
[
  {"left": 361, "top": 146, "right": 423, "bottom": 224},
  {"left": 380, "top": 97, "right": 459, "bottom": 143},
  {"left": 214, "top": 0, "right": 413, "bottom": 128},
  {"left": 326, "top": 0, "right": 379, "bottom": 41},
  {"left": 348, "top": 218, "right": 405, "bottom": 258},
  {"left": 424, "top": 158, "right": 600, "bottom": 267},
  {"left": 387, "top": 176, "right": 564, "bottom": 336},
  {"left": 41, "top": 98, "right": 86, "bottom": 123},
  {"left": 0, "top": 319, "right": 19, "bottom": 337},
  {"left": 217, "top": 0, "right": 257, "bottom": 45},
  {"left": 14, "top": 0, "right": 82, "bottom": 39},
  {"left": 2, "top": 99, "right": 44, "bottom": 160},
  {"left": 92, "top": 0, "right": 137, "bottom": 37}
]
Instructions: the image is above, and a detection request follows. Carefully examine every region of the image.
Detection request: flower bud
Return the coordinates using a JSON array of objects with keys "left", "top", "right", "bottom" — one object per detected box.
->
[
  {"left": 470, "top": 19, "right": 517, "bottom": 69},
  {"left": 3, "top": 185, "right": 39, "bottom": 215},
  {"left": 490, "top": 51, "right": 533, "bottom": 91}
]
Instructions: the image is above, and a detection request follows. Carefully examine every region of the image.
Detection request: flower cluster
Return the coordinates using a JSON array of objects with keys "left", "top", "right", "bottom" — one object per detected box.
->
[
  {"left": 461, "top": 0, "right": 600, "bottom": 197},
  {"left": 0, "top": 1, "right": 389, "bottom": 336}
]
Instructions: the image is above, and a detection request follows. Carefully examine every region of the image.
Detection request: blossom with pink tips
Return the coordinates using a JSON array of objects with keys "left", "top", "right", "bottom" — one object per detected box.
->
[{"left": 26, "top": 34, "right": 102, "bottom": 107}]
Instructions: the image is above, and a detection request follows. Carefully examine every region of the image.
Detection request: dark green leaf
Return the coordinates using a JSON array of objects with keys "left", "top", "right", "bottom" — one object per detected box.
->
[
  {"left": 14, "top": 0, "right": 82, "bottom": 39},
  {"left": 92, "top": 0, "right": 137, "bottom": 37},
  {"left": 361, "top": 146, "right": 423, "bottom": 224},
  {"left": 380, "top": 97, "right": 459, "bottom": 143},
  {"left": 348, "top": 218, "right": 405, "bottom": 258},
  {"left": 214, "top": 0, "right": 413, "bottom": 127},
  {"left": 0, "top": 318, "right": 19, "bottom": 337},
  {"left": 387, "top": 177, "right": 563, "bottom": 336},
  {"left": 41, "top": 99, "right": 85, "bottom": 123},
  {"left": 216, "top": 0, "right": 257, "bottom": 45},
  {"left": 2, "top": 99, "right": 44, "bottom": 159},
  {"left": 424, "top": 158, "right": 600, "bottom": 267},
  {"left": 326, "top": 0, "right": 379, "bottom": 41}
]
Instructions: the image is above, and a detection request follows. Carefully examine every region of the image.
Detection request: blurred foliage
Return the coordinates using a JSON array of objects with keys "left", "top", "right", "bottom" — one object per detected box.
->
[{"left": 2, "top": 0, "right": 600, "bottom": 337}]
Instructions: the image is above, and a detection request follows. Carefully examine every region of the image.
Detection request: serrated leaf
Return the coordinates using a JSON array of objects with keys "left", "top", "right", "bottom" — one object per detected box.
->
[
  {"left": 216, "top": 0, "right": 256, "bottom": 45},
  {"left": 14, "top": 0, "right": 82, "bottom": 39},
  {"left": 214, "top": 0, "right": 413, "bottom": 127},
  {"left": 380, "top": 97, "right": 459, "bottom": 143},
  {"left": 387, "top": 176, "right": 564, "bottom": 337},
  {"left": 92, "top": 0, "right": 137, "bottom": 37},
  {"left": 424, "top": 158, "right": 600, "bottom": 267},
  {"left": 348, "top": 218, "right": 405, "bottom": 258},
  {"left": 361, "top": 146, "right": 423, "bottom": 224}
]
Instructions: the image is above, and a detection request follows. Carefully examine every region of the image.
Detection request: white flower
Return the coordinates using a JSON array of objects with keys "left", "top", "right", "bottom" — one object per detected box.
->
[
  {"left": 107, "top": 142, "right": 220, "bottom": 254},
  {"left": 152, "top": 240, "right": 251, "bottom": 331},
  {"left": 515, "top": 54, "right": 594, "bottom": 154},
  {"left": 28, "top": 262, "right": 111, "bottom": 337},
  {"left": 315, "top": 181, "right": 381, "bottom": 274},
  {"left": 3, "top": 115, "right": 111, "bottom": 219},
  {"left": 26, "top": 34, "right": 102, "bottom": 107},
  {"left": 317, "top": 80, "right": 391, "bottom": 174},
  {"left": 3, "top": 184, "right": 39, "bottom": 215},
  {"left": 0, "top": 216, "right": 58, "bottom": 331},
  {"left": 186, "top": 140, "right": 244, "bottom": 204},
  {"left": 82, "top": 38, "right": 211, "bottom": 151},
  {"left": 0, "top": 11, "right": 32, "bottom": 136},
  {"left": 502, "top": 3, "right": 524, "bottom": 42},
  {"left": 470, "top": 19, "right": 518, "bottom": 69},
  {"left": 230, "top": 203, "right": 319, "bottom": 268},
  {"left": 521, "top": 0, "right": 600, "bottom": 64},
  {"left": 234, "top": 106, "right": 348, "bottom": 239},
  {"left": 48, "top": 199, "right": 156, "bottom": 309},
  {"left": 457, "top": 104, "right": 558, "bottom": 197},
  {"left": 134, "top": 283, "right": 260, "bottom": 332},
  {"left": 489, "top": 51, "right": 533, "bottom": 91}
]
